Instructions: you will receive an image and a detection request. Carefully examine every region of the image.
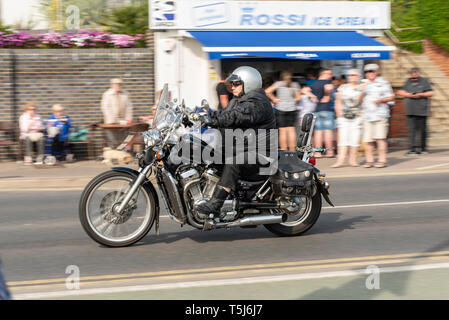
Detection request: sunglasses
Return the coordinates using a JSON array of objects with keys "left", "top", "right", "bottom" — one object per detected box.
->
[
  {"left": 230, "top": 81, "right": 242, "bottom": 87},
  {"left": 348, "top": 74, "right": 359, "bottom": 76}
]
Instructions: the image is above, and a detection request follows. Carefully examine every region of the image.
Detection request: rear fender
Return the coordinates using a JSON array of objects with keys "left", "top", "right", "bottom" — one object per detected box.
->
[{"left": 313, "top": 169, "right": 334, "bottom": 207}]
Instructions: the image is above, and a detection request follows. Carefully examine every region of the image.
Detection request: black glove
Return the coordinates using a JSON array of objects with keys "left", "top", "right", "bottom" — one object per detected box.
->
[
  {"left": 182, "top": 115, "right": 193, "bottom": 127},
  {"left": 200, "top": 115, "right": 218, "bottom": 128}
]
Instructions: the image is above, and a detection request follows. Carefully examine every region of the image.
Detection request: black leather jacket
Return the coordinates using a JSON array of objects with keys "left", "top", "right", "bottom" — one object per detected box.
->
[
  {"left": 209, "top": 88, "right": 276, "bottom": 130},
  {"left": 208, "top": 88, "right": 277, "bottom": 163}
]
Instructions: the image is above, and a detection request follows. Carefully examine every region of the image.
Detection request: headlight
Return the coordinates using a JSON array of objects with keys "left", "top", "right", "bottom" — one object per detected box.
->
[
  {"left": 143, "top": 130, "right": 161, "bottom": 147},
  {"left": 292, "top": 173, "right": 300, "bottom": 179}
]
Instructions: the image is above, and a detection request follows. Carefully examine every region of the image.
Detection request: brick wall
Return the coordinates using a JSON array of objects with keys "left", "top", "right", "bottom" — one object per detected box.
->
[
  {"left": 389, "top": 97, "right": 409, "bottom": 138},
  {"left": 0, "top": 46, "right": 154, "bottom": 161},
  {"left": 388, "top": 96, "right": 409, "bottom": 147},
  {"left": 424, "top": 40, "right": 449, "bottom": 77}
]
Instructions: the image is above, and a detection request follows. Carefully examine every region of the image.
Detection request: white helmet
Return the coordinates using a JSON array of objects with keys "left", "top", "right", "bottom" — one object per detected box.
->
[{"left": 226, "top": 66, "right": 262, "bottom": 95}]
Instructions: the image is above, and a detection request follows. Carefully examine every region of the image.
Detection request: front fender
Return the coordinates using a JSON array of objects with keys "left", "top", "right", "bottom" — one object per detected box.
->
[{"left": 111, "top": 167, "right": 161, "bottom": 233}]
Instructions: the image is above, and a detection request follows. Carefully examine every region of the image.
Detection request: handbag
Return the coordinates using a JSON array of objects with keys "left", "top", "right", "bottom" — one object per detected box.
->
[
  {"left": 343, "top": 98, "right": 360, "bottom": 120},
  {"left": 343, "top": 110, "right": 357, "bottom": 120}
]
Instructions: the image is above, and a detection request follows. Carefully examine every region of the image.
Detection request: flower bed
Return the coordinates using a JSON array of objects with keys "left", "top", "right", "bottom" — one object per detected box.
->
[{"left": 0, "top": 30, "right": 144, "bottom": 48}]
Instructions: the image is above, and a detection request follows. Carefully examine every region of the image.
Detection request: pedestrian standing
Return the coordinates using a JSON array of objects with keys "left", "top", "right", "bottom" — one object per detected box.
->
[
  {"left": 101, "top": 78, "right": 133, "bottom": 148},
  {"left": 297, "top": 84, "right": 318, "bottom": 122},
  {"left": 265, "top": 70, "right": 301, "bottom": 151},
  {"left": 332, "top": 69, "right": 364, "bottom": 167},
  {"left": 396, "top": 67, "right": 433, "bottom": 155},
  {"left": 304, "top": 68, "right": 317, "bottom": 86},
  {"left": 310, "top": 68, "right": 335, "bottom": 157},
  {"left": 360, "top": 64, "right": 395, "bottom": 168}
]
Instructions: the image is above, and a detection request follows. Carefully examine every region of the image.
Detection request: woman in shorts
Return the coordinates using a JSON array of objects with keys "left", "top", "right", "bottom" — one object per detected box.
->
[{"left": 265, "top": 70, "right": 301, "bottom": 151}]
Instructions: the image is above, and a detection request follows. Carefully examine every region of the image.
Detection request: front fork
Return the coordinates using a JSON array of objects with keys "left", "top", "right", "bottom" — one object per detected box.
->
[{"left": 113, "top": 165, "right": 152, "bottom": 215}]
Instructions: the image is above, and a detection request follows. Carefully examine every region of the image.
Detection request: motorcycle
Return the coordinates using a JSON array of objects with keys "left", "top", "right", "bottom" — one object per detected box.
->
[{"left": 79, "top": 84, "right": 334, "bottom": 247}]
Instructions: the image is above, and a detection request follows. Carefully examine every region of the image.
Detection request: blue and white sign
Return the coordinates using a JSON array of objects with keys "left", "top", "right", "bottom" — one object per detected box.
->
[
  {"left": 192, "top": 2, "right": 229, "bottom": 28},
  {"left": 150, "top": 1, "right": 391, "bottom": 30},
  {"left": 151, "top": 0, "right": 177, "bottom": 27}
]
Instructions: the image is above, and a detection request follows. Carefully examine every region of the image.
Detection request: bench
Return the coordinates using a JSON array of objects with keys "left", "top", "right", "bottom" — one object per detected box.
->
[{"left": 0, "top": 121, "right": 20, "bottom": 161}]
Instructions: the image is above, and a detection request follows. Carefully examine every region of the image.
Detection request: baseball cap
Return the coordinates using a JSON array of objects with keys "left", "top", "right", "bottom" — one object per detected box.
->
[{"left": 364, "top": 64, "right": 379, "bottom": 72}]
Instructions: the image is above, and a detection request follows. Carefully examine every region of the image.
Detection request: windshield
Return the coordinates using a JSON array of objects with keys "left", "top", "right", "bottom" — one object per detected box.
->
[{"left": 152, "top": 84, "right": 176, "bottom": 129}]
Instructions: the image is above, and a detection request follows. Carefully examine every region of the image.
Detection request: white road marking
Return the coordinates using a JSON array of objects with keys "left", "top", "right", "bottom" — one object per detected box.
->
[
  {"left": 416, "top": 163, "right": 449, "bottom": 170},
  {"left": 323, "top": 199, "right": 449, "bottom": 210},
  {"left": 12, "top": 262, "right": 449, "bottom": 300}
]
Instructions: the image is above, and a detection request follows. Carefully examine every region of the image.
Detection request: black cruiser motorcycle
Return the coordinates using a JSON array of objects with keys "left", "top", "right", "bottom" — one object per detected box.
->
[{"left": 79, "top": 85, "right": 333, "bottom": 247}]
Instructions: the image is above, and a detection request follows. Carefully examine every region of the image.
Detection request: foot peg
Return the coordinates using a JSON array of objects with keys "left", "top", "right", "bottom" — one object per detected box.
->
[{"left": 203, "top": 215, "right": 216, "bottom": 231}]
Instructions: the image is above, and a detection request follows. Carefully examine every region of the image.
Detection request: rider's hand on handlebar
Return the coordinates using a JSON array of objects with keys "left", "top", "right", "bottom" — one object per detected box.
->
[{"left": 182, "top": 115, "right": 193, "bottom": 127}]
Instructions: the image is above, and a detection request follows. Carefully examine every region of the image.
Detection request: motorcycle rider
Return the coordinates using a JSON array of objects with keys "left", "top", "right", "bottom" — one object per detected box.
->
[{"left": 194, "top": 66, "right": 277, "bottom": 219}]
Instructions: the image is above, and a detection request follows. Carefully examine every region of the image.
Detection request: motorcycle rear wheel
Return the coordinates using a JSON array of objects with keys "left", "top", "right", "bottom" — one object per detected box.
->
[
  {"left": 264, "top": 192, "right": 322, "bottom": 236},
  {"left": 79, "top": 171, "right": 156, "bottom": 247}
]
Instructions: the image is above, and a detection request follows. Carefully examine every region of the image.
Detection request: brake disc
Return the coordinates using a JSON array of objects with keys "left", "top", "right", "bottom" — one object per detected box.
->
[{"left": 99, "top": 191, "right": 137, "bottom": 225}]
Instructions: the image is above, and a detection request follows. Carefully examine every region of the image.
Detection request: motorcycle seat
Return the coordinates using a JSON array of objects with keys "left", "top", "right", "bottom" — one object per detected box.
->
[{"left": 238, "top": 179, "right": 266, "bottom": 187}]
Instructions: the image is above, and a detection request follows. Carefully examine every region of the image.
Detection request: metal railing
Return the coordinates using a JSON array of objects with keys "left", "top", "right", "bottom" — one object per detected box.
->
[{"left": 384, "top": 23, "right": 449, "bottom": 105}]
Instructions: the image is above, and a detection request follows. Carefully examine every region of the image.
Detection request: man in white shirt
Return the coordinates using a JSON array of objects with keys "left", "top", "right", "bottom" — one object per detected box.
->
[
  {"left": 360, "top": 64, "right": 395, "bottom": 168},
  {"left": 101, "top": 78, "right": 133, "bottom": 148}
]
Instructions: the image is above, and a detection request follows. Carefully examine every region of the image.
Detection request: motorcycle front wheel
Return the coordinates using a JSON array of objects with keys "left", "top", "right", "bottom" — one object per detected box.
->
[
  {"left": 79, "top": 170, "right": 156, "bottom": 247},
  {"left": 264, "top": 191, "right": 322, "bottom": 236}
]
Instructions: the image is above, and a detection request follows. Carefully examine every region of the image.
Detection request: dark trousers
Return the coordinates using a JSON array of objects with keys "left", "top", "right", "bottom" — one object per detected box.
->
[
  {"left": 105, "top": 130, "right": 127, "bottom": 149},
  {"left": 24, "top": 137, "right": 44, "bottom": 158},
  {"left": 219, "top": 164, "right": 262, "bottom": 191},
  {"left": 407, "top": 115, "right": 427, "bottom": 152}
]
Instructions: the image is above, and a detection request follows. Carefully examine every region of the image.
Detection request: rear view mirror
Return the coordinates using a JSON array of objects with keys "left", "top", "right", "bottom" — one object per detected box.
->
[{"left": 201, "top": 99, "right": 210, "bottom": 113}]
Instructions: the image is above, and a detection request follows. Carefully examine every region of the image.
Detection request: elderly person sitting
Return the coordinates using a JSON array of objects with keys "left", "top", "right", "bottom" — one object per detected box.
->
[
  {"left": 46, "top": 104, "right": 73, "bottom": 161},
  {"left": 19, "top": 103, "right": 45, "bottom": 165}
]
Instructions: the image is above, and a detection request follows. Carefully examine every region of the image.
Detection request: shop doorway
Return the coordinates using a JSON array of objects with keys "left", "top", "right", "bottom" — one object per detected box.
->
[{"left": 221, "top": 58, "right": 321, "bottom": 88}]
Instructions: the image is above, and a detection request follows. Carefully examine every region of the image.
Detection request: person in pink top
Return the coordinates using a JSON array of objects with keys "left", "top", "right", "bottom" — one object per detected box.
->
[{"left": 19, "top": 103, "right": 45, "bottom": 165}]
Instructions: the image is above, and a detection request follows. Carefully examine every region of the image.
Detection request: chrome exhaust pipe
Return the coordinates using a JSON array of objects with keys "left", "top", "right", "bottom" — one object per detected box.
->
[{"left": 213, "top": 214, "right": 288, "bottom": 229}]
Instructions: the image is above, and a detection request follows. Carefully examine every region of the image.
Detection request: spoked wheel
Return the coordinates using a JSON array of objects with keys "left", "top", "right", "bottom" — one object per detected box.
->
[
  {"left": 264, "top": 191, "right": 322, "bottom": 236},
  {"left": 79, "top": 171, "right": 156, "bottom": 247}
]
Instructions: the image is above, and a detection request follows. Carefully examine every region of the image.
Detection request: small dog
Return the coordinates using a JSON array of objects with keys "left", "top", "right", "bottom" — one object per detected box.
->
[{"left": 102, "top": 147, "right": 134, "bottom": 166}]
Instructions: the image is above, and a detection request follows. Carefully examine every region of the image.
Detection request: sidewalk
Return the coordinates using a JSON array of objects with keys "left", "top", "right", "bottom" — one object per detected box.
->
[{"left": 1, "top": 147, "right": 449, "bottom": 191}]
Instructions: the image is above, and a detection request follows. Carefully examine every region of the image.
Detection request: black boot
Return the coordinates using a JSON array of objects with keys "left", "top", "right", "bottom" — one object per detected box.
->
[{"left": 195, "top": 186, "right": 229, "bottom": 218}]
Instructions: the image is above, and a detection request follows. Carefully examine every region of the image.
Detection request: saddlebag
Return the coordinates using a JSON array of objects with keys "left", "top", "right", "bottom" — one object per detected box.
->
[{"left": 269, "top": 151, "right": 314, "bottom": 197}]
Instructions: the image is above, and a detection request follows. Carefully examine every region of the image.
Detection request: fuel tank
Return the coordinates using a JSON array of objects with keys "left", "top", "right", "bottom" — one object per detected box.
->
[{"left": 168, "top": 129, "right": 221, "bottom": 166}]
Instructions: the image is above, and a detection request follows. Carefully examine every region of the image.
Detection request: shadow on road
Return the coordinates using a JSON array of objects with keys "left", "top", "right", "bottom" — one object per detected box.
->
[
  {"left": 382, "top": 156, "right": 415, "bottom": 167},
  {"left": 133, "top": 227, "right": 277, "bottom": 246},
  {"left": 298, "top": 237, "right": 449, "bottom": 299},
  {"left": 308, "top": 212, "right": 371, "bottom": 235},
  {"left": 124, "top": 212, "right": 371, "bottom": 247}
]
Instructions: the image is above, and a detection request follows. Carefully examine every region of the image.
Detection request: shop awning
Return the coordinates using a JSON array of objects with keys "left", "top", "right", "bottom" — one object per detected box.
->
[{"left": 188, "top": 31, "right": 395, "bottom": 60}]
